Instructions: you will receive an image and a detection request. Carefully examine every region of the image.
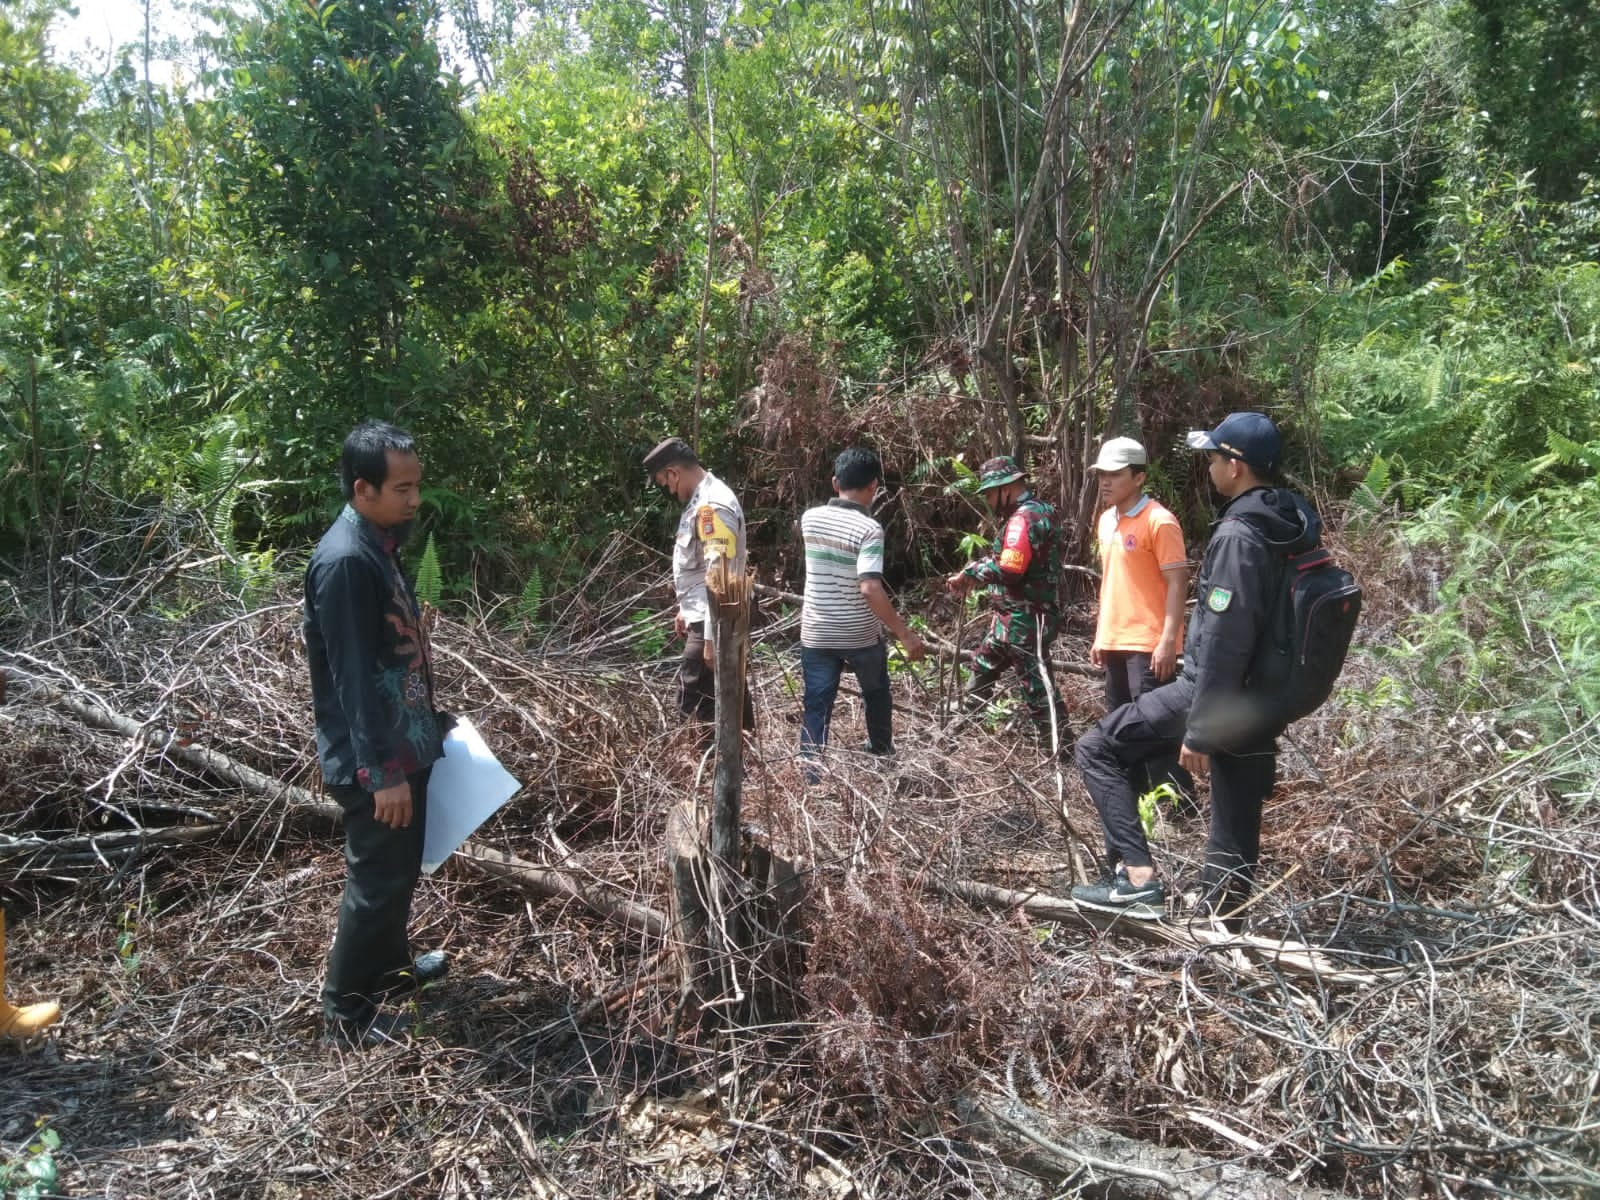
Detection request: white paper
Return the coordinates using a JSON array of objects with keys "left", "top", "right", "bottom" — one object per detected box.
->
[{"left": 421, "top": 717, "right": 522, "bottom": 874}]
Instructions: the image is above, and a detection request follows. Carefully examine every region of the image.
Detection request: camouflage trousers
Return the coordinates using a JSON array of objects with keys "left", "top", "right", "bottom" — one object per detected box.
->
[{"left": 968, "top": 609, "right": 1064, "bottom": 738}]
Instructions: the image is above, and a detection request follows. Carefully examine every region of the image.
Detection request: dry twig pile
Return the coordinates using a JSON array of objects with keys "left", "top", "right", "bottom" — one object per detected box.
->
[{"left": 2, "top": 509, "right": 1596, "bottom": 1199}]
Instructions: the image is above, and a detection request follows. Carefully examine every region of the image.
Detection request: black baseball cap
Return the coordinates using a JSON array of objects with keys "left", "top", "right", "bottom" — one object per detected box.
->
[{"left": 1185, "top": 412, "right": 1282, "bottom": 473}]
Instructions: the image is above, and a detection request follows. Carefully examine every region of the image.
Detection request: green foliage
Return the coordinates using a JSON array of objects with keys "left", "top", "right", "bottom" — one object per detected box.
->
[
  {"left": 204, "top": 0, "right": 504, "bottom": 553},
  {"left": 116, "top": 903, "right": 143, "bottom": 977},
  {"left": 192, "top": 417, "right": 261, "bottom": 555},
  {"left": 1457, "top": 0, "right": 1600, "bottom": 202},
  {"left": 238, "top": 548, "right": 278, "bottom": 611},
  {"left": 0, "top": 1122, "right": 60, "bottom": 1200},
  {"left": 628, "top": 609, "right": 668, "bottom": 661},
  {"left": 210, "top": 0, "right": 475, "bottom": 355},
  {"left": 979, "top": 695, "right": 1019, "bottom": 733},
  {"left": 516, "top": 566, "right": 544, "bottom": 626},
  {"left": 1318, "top": 168, "right": 1600, "bottom": 495},
  {"left": 1137, "top": 782, "right": 1185, "bottom": 839},
  {"left": 1386, "top": 458, "right": 1600, "bottom": 793},
  {"left": 955, "top": 532, "right": 989, "bottom": 560},
  {"left": 413, "top": 533, "right": 444, "bottom": 608}
]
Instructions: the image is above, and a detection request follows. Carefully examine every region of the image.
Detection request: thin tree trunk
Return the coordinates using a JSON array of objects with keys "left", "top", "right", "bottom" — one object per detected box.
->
[{"left": 708, "top": 558, "right": 746, "bottom": 873}]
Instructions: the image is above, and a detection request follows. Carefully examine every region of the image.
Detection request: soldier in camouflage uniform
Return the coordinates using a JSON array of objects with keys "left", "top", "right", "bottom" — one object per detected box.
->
[{"left": 946, "top": 455, "right": 1065, "bottom": 746}]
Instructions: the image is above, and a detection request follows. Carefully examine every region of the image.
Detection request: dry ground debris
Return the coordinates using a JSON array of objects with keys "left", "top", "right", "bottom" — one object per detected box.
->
[{"left": 2, "top": 515, "right": 1597, "bottom": 1199}]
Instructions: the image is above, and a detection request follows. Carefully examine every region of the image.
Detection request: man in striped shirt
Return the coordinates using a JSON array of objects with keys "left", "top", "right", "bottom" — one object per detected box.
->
[{"left": 799, "top": 448, "right": 926, "bottom": 758}]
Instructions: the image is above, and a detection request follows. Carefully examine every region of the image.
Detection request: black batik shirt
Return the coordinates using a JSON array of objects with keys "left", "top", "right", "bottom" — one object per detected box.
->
[{"left": 304, "top": 505, "right": 444, "bottom": 791}]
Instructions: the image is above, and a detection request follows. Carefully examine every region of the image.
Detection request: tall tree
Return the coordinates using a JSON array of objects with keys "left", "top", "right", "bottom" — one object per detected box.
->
[
  {"left": 808, "top": 0, "right": 1342, "bottom": 550},
  {"left": 1461, "top": 0, "right": 1600, "bottom": 203},
  {"left": 211, "top": 0, "right": 476, "bottom": 396}
]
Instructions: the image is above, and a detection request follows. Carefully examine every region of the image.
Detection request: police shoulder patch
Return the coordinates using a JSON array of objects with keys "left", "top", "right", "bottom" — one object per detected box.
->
[{"left": 1206, "top": 586, "right": 1234, "bottom": 613}]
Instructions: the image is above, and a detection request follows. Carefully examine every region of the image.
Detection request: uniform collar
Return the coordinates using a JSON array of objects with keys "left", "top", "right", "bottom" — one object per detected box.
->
[
  {"left": 686, "top": 471, "right": 717, "bottom": 508},
  {"left": 1118, "top": 494, "right": 1151, "bottom": 519}
]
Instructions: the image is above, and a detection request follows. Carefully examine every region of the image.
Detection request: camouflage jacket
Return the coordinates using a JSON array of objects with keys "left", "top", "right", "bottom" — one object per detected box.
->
[{"left": 963, "top": 493, "right": 1061, "bottom": 614}]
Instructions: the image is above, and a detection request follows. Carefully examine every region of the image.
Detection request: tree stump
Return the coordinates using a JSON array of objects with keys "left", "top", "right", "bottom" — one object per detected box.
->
[{"left": 666, "top": 558, "right": 804, "bottom": 1033}]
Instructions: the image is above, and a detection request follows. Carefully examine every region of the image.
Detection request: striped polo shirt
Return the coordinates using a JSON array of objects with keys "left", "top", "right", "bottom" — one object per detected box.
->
[{"left": 800, "top": 499, "right": 885, "bottom": 649}]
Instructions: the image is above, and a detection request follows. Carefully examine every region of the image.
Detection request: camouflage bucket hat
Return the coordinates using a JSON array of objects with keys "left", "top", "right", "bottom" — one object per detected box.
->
[{"left": 976, "top": 455, "right": 1025, "bottom": 491}]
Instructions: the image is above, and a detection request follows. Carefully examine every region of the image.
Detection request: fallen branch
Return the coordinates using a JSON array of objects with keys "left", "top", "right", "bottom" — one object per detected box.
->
[
  {"left": 957, "top": 1096, "right": 1351, "bottom": 1200},
  {"left": 937, "top": 877, "right": 1387, "bottom": 985},
  {"left": 18, "top": 671, "right": 339, "bottom": 818},
  {"left": 14, "top": 667, "right": 667, "bottom": 939},
  {"left": 453, "top": 843, "right": 665, "bottom": 939},
  {"left": 0, "top": 825, "right": 224, "bottom": 865}
]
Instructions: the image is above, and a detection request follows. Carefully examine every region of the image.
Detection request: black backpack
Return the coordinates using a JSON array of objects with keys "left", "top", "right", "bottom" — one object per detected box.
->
[{"left": 1253, "top": 545, "right": 1362, "bottom": 724}]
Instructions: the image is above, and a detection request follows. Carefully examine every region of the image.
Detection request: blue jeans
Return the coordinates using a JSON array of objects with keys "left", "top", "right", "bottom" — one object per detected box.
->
[{"left": 800, "top": 641, "right": 894, "bottom": 755}]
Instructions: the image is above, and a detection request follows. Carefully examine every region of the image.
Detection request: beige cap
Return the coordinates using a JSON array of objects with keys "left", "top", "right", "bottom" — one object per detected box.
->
[{"left": 1090, "top": 437, "right": 1148, "bottom": 472}]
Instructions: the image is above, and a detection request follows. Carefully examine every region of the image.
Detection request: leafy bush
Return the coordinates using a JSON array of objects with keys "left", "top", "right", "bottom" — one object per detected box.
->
[
  {"left": 1317, "top": 169, "right": 1600, "bottom": 494},
  {"left": 1379, "top": 442, "right": 1600, "bottom": 800}
]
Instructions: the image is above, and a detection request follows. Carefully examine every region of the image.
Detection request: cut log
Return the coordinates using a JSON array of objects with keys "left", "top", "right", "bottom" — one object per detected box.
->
[
  {"left": 956, "top": 1096, "right": 1354, "bottom": 1200},
  {"left": 667, "top": 559, "right": 753, "bottom": 1025},
  {"left": 666, "top": 795, "right": 715, "bottom": 1015},
  {"left": 708, "top": 558, "right": 748, "bottom": 874}
]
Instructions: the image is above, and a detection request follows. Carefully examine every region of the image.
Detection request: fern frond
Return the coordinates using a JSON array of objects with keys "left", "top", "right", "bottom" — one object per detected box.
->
[
  {"left": 517, "top": 567, "right": 543, "bottom": 625},
  {"left": 1548, "top": 431, "right": 1600, "bottom": 472},
  {"left": 414, "top": 534, "right": 443, "bottom": 607}
]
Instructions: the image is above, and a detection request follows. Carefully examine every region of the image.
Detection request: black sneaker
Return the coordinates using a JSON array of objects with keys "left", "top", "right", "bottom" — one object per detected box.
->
[{"left": 1071, "top": 871, "right": 1166, "bottom": 920}]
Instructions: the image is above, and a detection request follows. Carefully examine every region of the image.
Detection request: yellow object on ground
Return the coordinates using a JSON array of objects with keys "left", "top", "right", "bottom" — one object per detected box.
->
[{"left": 0, "top": 909, "right": 61, "bottom": 1040}]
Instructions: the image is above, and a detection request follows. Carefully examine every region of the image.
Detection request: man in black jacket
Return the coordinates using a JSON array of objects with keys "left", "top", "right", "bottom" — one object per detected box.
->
[
  {"left": 1072, "top": 412, "right": 1322, "bottom": 925},
  {"left": 304, "top": 421, "right": 449, "bottom": 1046}
]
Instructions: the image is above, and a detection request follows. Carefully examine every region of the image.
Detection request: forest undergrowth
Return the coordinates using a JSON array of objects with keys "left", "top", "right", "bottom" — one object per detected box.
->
[{"left": 1, "top": 494, "right": 1597, "bottom": 1200}]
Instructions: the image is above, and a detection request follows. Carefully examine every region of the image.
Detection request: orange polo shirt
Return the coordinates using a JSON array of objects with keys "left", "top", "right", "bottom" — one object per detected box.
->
[{"left": 1092, "top": 495, "right": 1187, "bottom": 653}]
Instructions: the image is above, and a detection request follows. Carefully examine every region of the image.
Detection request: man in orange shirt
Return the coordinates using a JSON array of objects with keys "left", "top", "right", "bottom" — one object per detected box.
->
[{"left": 1088, "top": 436, "right": 1192, "bottom": 803}]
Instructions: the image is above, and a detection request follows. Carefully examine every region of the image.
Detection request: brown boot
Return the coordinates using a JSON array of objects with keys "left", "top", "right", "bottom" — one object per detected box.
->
[{"left": 0, "top": 910, "right": 60, "bottom": 1040}]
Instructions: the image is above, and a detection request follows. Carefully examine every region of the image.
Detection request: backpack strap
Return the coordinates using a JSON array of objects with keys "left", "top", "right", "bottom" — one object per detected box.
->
[{"left": 1289, "top": 546, "right": 1332, "bottom": 572}]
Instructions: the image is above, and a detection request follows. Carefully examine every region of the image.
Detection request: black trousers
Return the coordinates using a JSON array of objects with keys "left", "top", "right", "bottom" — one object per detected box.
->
[
  {"left": 1074, "top": 677, "right": 1276, "bottom": 917},
  {"left": 321, "top": 767, "right": 429, "bottom": 1024},
  {"left": 1100, "top": 650, "right": 1195, "bottom": 806},
  {"left": 679, "top": 628, "right": 755, "bottom": 730}
]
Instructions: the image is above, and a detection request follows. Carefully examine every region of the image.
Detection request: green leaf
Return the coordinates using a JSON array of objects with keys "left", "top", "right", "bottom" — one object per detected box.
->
[
  {"left": 517, "top": 566, "right": 543, "bottom": 625},
  {"left": 414, "top": 533, "right": 443, "bottom": 607}
]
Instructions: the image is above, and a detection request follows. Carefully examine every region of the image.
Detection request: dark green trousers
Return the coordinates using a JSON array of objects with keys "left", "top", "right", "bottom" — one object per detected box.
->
[
  {"left": 969, "top": 609, "right": 1062, "bottom": 731},
  {"left": 321, "top": 768, "right": 429, "bottom": 1024}
]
